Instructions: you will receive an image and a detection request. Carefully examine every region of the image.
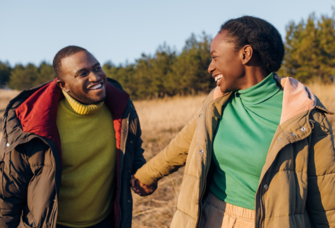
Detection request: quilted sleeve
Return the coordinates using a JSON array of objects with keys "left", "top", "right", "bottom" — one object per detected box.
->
[{"left": 135, "top": 111, "right": 199, "bottom": 186}]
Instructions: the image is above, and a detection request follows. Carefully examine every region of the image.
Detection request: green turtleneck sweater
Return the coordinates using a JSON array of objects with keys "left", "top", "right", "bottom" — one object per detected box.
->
[
  {"left": 56, "top": 91, "right": 116, "bottom": 227},
  {"left": 210, "top": 73, "right": 283, "bottom": 210}
]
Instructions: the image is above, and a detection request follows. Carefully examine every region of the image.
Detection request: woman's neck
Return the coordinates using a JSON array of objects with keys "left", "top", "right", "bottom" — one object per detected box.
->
[{"left": 239, "top": 66, "right": 269, "bottom": 90}]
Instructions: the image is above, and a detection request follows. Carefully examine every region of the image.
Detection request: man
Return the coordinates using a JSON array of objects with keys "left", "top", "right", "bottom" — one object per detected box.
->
[{"left": 0, "top": 46, "right": 146, "bottom": 228}]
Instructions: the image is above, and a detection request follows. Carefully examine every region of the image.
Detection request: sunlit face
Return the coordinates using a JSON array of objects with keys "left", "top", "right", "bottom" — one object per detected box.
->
[
  {"left": 58, "top": 51, "right": 107, "bottom": 104},
  {"left": 208, "top": 31, "right": 245, "bottom": 93}
]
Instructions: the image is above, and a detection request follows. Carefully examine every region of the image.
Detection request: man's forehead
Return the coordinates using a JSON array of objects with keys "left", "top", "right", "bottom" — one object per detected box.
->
[{"left": 61, "top": 51, "right": 97, "bottom": 71}]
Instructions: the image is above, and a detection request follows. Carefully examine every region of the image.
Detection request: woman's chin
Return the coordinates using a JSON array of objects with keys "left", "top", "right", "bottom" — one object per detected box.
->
[{"left": 219, "top": 85, "right": 229, "bottom": 94}]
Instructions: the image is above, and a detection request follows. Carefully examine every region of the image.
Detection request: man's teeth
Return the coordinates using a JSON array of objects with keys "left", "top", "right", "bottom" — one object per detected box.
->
[
  {"left": 90, "top": 84, "right": 102, "bottom": 90},
  {"left": 215, "top": 75, "right": 223, "bottom": 82}
]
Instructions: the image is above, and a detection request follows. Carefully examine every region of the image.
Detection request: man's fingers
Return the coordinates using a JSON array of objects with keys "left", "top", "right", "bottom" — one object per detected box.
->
[
  {"left": 130, "top": 175, "right": 157, "bottom": 196},
  {"left": 130, "top": 175, "right": 136, "bottom": 187}
]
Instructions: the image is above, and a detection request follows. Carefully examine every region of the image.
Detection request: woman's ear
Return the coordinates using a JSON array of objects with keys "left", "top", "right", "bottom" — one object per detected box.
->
[{"left": 240, "top": 45, "right": 253, "bottom": 65}]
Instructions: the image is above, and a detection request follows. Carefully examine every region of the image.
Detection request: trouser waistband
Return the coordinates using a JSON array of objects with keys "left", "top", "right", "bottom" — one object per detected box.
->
[{"left": 206, "top": 192, "right": 255, "bottom": 220}]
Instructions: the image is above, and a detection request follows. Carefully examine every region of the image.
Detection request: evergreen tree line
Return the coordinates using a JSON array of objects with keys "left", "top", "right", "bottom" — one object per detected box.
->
[
  {"left": 1, "top": 12, "right": 334, "bottom": 99},
  {"left": 278, "top": 11, "right": 335, "bottom": 83}
]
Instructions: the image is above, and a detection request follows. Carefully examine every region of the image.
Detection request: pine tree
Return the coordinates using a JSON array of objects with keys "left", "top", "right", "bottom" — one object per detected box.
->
[
  {"left": 9, "top": 64, "right": 39, "bottom": 90},
  {"left": 280, "top": 11, "right": 335, "bottom": 83},
  {"left": 0, "top": 61, "right": 11, "bottom": 88}
]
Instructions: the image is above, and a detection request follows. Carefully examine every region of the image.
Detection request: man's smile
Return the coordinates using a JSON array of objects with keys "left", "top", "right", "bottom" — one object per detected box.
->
[{"left": 88, "top": 82, "right": 104, "bottom": 91}]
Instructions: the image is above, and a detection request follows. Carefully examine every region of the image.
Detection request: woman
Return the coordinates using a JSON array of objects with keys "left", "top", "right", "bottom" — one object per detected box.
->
[{"left": 132, "top": 16, "right": 335, "bottom": 228}]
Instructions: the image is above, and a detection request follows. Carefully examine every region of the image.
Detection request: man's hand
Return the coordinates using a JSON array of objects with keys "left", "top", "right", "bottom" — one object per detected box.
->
[{"left": 130, "top": 174, "right": 157, "bottom": 196}]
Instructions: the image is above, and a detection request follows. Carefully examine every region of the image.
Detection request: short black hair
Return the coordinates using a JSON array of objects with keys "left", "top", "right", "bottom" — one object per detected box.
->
[
  {"left": 53, "top": 45, "right": 87, "bottom": 78},
  {"left": 220, "top": 16, "right": 284, "bottom": 73}
]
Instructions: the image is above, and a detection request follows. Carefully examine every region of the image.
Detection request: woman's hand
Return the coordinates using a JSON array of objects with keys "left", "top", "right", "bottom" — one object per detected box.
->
[{"left": 130, "top": 174, "right": 157, "bottom": 196}]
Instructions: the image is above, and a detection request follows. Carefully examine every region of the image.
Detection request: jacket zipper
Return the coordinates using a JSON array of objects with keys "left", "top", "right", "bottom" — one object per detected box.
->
[
  {"left": 196, "top": 106, "right": 212, "bottom": 228},
  {"left": 117, "top": 116, "right": 129, "bottom": 228},
  {"left": 259, "top": 192, "right": 263, "bottom": 228},
  {"left": 255, "top": 121, "right": 312, "bottom": 228},
  {"left": 197, "top": 178, "right": 207, "bottom": 227},
  {"left": 39, "top": 137, "right": 60, "bottom": 228}
]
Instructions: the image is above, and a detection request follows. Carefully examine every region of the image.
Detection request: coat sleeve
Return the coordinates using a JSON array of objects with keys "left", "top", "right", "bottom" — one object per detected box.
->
[
  {"left": 135, "top": 111, "right": 198, "bottom": 186},
  {"left": 0, "top": 146, "right": 30, "bottom": 228},
  {"left": 307, "top": 110, "right": 335, "bottom": 227}
]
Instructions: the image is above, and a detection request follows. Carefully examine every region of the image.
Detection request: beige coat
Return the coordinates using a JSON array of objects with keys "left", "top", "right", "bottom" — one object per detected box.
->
[{"left": 136, "top": 75, "right": 335, "bottom": 228}]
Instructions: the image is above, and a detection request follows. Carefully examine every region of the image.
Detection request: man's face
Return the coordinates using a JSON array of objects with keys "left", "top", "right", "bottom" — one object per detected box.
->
[
  {"left": 208, "top": 31, "right": 245, "bottom": 93},
  {"left": 58, "top": 51, "right": 107, "bottom": 104}
]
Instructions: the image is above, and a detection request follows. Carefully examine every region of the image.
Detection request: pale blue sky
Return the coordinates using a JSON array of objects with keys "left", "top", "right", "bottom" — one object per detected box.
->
[{"left": 1, "top": 0, "right": 334, "bottom": 66}]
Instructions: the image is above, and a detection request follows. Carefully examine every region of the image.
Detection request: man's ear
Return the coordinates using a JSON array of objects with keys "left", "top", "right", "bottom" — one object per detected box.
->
[
  {"left": 57, "top": 79, "right": 69, "bottom": 92},
  {"left": 240, "top": 45, "right": 253, "bottom": 65}
]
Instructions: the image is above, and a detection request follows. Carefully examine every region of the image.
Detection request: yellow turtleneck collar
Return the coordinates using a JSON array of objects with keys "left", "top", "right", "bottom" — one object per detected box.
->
[{"left": 62, "top": 90, "right": 104, "bottom": 115}]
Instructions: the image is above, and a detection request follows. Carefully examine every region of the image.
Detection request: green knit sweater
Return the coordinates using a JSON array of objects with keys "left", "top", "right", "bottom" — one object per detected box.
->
[
  {"left": 210, "top": 73, "right": 283, "bottom": 210},
  {"left": 56, "top": 91, "right": 116, "bottom": 227}
]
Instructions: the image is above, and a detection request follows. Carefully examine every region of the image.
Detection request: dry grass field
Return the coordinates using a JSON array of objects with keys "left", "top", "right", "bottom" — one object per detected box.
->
[{"left": 0, "top": 83, "right": 334, "bottom": 228}]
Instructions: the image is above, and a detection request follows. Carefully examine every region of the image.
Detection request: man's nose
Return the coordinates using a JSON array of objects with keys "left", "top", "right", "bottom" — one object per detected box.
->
[
  {"left": 208, "top": 60, "right": 215, "bottom": 74},
  {"left": 88, "top": 71, "right": 101, "bottom": 82}
]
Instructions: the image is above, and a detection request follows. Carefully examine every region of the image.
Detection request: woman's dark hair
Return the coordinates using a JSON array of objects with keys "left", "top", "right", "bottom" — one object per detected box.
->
[{"left": 220, "top": 16, "right": 284, "bottom": 73}]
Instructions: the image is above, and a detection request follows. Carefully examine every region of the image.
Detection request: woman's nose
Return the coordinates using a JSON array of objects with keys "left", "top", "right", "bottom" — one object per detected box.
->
[{"left": 208, "top": 60, "right": 215, "bottom": 74}]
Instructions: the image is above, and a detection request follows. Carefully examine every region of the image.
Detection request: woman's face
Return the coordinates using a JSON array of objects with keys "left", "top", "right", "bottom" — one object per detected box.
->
[{"left": 208, "top": 31, "right": 245, "bottom": 93}]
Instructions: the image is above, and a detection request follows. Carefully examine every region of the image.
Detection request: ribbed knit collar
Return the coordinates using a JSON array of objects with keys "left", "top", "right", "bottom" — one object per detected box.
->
[
  {"left": 237, "top": 72, "right": 280, "bottom": 104},
  {"left": 62, "top": 90, "right": 104, "bottom": 115}
]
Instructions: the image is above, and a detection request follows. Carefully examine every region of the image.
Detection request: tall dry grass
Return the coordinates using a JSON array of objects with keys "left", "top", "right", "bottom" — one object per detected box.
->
[
  {"left": 306, "top": 83, "right": 335, "bottom": 126},
  {"left": 0, "top": 83, "right": 334, "bottom": 228},
  {"left": 0, "top": 90, "right": 20, "bottom": 110},
  {"left": 134, "top": 96, "right": 206, "bottom": 136}
]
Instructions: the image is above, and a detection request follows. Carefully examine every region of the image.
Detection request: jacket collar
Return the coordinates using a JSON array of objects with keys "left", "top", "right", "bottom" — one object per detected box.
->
[
  {"left": 16, "top": 78, "right": 129, "bottom": 139},
  {"left": 211, "top": 73, "right": 333, "bottom": 124},
  {"left": 14, "top": 78, "right": 129, "bottom": 161}
]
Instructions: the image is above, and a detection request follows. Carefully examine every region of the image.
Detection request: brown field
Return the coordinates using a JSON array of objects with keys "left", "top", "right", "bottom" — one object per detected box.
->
[{"left": 0, "top": 83, "right": 334, "bottom": 228}]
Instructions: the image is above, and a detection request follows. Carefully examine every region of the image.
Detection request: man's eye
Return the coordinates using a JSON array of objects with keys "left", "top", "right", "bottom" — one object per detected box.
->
[
  {"left": 94, "top": 66, "right": 102, "bottom": 71},
  {"left": 80, "top": 71, "right": 89, "bottom": 77}
]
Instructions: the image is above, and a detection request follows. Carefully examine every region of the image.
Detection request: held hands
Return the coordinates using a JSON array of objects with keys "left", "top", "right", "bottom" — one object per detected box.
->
[{"left": 130, "top": 174, "right": 157, "bottom": 196}]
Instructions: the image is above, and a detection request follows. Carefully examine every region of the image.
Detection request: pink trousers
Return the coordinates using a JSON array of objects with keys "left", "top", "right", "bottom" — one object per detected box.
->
[{"left": 199, "top": 193, "right": 255, "bottom": 228}]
